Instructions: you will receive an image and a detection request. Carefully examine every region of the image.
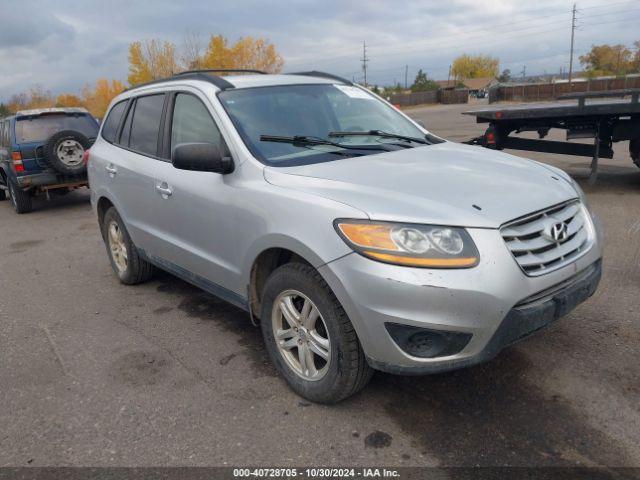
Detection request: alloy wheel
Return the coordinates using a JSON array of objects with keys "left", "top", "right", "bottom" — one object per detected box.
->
[
  {"left": 107, "top": 221, "right": 128, "bottom": 273},
  {"left": 271, "top": 289, "right": 331, "bottom": 381}
]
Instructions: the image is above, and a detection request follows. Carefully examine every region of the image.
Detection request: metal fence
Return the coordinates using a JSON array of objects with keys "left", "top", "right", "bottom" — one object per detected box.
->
[
  {"left": 388, "top": 89, "right": 469, "bottom": 107},
  {"left": 490, "top": 76, "right": 640, "bottom": 103}
]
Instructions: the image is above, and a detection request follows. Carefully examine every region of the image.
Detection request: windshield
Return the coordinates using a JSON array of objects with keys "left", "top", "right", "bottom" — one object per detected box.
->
[
  {"left": 218, "top": 84, "right": 427, "bottom": 166},
  {"left": 16, "top": 113, "right": 98, "bottom": 143}
]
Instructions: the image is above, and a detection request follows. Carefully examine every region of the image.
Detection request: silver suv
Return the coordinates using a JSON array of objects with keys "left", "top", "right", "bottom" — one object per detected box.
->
[{"left": 89, "top": 70, "right": 603, "bottom": 403}]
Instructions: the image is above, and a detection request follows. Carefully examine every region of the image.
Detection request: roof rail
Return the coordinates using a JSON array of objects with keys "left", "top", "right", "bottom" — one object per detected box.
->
[
  {"left": 288, "top": 71, "right": 353, "bottom": 85},
  {"left": 175, "top": 69, "right": 267, "bottom": 75},
  {"left": 125, "top": 71, "right": 235, "bottom": 92}
]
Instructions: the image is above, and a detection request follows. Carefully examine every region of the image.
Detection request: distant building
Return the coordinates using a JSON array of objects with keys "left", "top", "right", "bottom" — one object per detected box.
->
[
  {"left": 460, "top": 77, "right": 499, "bottom": 93},
  {"left": 435, "top": 79, "right": 457, "bottom": 90}
]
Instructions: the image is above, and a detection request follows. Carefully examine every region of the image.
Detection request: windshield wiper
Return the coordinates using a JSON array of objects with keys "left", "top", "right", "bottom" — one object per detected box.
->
[
  {"left": 259, "top": 135, "right": 389, "bottom": 151},
  {"left": 328, "top": 130, "right": 429, "bottom": 145}
]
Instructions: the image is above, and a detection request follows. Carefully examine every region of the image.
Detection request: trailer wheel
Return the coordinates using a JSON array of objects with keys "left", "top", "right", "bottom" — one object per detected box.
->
[{"left": 630, "top": 138, "right": 640, "bottom": 169}]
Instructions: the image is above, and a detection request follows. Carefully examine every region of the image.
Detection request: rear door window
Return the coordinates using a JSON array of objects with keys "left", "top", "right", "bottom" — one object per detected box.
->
[
  {"left": 128, "top": 94, "right": 165, "bottom": 157},
  {"left": 101, "top": 101, "right": 127, "bottom": 143},
  {"left": 15, "top": 113, "right": 98, "bottom": 143}
]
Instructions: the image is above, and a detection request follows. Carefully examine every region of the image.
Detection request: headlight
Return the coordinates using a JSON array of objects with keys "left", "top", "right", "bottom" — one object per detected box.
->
[{"left": 334, "top": 220, "right": 479, "bottom": 268}]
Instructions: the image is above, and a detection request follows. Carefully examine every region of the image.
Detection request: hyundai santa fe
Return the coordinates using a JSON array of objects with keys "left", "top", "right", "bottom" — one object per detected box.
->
[{"left": 88, "top": 70, "right": 603, "bottom": 403}]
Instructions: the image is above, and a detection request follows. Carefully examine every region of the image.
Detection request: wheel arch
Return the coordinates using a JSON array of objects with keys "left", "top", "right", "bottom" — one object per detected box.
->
[
  {"left": 96, "top": 195, "right": 115, "bottom": 227},
  {"left": 245, "top": 235, "right": 332, "bottom": 319}
]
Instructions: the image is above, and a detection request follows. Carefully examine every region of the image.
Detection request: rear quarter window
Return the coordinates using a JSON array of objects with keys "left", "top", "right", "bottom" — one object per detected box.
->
[{"left": 101, "top": 101, "right": 127, "bottom": 143}]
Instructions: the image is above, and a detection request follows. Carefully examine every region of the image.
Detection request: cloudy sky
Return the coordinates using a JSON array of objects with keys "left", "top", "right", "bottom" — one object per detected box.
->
[{"left": 1, "top": 0, "right": 638, "bottom": 101}]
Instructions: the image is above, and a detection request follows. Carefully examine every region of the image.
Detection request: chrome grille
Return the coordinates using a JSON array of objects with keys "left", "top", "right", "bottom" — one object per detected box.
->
[{"left": 501, "top": 200, "right": 593, "bottom": 276}]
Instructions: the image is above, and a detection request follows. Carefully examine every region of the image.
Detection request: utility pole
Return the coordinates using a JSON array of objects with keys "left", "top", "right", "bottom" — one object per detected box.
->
[
  {"left": 361, "top": 41, "right": 369, "bottom": 87},
  {"left": 404, "top": 65, "right": 408, "bottom": 90},
  {"left": 568, "top": 3, "right": 577, "bottom": 88},
  {"left": 521, "top": 65, "right": 526, "bottom": 81}
]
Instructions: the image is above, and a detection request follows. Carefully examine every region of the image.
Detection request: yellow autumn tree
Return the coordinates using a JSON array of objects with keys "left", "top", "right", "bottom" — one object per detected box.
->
[
  {"left": 451, "top": 54, "right": 499, "bottom": 80},
  {"left": 128, "top": 40, "right": 179, "bottom": 86},
  {"left": 6, "top": 93, "right": 28, "bottom": 114},
  {"left": 55, "top": 93, "right": 83, "bottom": 108},
  {"left": 14, "top": 86, "right": 55, "bottom": 110},
  {"left": 82, "top": 79, "right": 126, "bottom": 118},
  {"left": 201, "top": 35, "right": 284, "bottom": 73}
]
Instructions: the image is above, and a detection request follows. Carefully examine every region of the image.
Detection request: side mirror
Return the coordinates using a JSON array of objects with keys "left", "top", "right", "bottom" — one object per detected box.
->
[{"left": 172, "top": 143, "right": 234, "bottom": 174}]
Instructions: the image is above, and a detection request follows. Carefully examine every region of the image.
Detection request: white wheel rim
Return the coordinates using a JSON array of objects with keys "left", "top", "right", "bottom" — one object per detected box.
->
[
  {"left": 56, "top": 139, "right": 84, "bottom": 166},
  {"left": 107, "top": 221, "right": 128, "bottom": 273},
  {"left": 271, "top": 290, "right": 330, "bottom": 381}
]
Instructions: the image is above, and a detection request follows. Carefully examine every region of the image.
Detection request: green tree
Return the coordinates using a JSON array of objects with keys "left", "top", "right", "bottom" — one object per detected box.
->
[
  {"left": 0, "top": 103, "right": 10, "bottom": 117},
  {"left": 411, "top": 69, "right": 439, "bottom": 92},
  {"left": 498, "top": 69, "right": 511, "bottom": 83}
]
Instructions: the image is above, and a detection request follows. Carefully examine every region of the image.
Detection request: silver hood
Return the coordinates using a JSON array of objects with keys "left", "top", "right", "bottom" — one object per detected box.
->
[{"left": 264, "top": 141, "right": 578, "bottom": 228}]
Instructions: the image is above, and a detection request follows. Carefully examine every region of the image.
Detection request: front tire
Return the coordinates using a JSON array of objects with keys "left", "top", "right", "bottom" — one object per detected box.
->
[
  {"left": 8, "top": 181, "right": 32, "bottom": 214},
  {"left": 260, "top": 262, "right": 372, "bottom": 403},
  {"left": 101, "top": 207, "right": 154, "bottom": 284}
]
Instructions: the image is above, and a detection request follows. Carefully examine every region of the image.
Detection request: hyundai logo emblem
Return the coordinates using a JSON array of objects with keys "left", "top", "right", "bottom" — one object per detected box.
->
[{"left": 543, "top": 219, "right": 569, "bottom": 242}]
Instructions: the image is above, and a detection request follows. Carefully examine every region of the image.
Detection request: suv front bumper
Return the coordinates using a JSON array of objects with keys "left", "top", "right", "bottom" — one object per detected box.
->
[{"left": 318, "top": 223, "right": 603, "bottom": 374}]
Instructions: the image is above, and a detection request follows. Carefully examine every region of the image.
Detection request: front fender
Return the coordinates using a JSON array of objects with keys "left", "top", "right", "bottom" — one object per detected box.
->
[{"left": 241, "top": 233, "right": 342, "bottom": 291}]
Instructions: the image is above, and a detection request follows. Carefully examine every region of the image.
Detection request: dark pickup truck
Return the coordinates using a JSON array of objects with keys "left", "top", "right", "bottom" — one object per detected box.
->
[{"left": 0, "top": 107, "right": 99, "bottom": 213}]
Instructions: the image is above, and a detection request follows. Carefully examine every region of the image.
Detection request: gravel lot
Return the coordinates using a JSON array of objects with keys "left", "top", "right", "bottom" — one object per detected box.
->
[{"left": 1, "top": 101, "right": 638, "bottom": 468}]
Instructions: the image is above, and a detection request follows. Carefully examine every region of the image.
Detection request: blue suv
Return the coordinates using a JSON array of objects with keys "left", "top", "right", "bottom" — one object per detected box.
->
[{"left": 0, "top": 107, "right": 99, "bottom": 213}]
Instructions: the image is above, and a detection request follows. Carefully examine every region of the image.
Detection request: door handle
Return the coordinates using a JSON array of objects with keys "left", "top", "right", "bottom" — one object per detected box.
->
[
  {"left": 105, "top": 165, "right": 117, "bottom": 177},
  {"left": 155, "top": 184, "right": 173, "bottom": 197}
]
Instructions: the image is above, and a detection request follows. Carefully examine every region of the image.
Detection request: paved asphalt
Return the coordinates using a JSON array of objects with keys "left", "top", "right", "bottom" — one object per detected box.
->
[{"left": 1, "top": 101, "right": 638, "bottom": 468}]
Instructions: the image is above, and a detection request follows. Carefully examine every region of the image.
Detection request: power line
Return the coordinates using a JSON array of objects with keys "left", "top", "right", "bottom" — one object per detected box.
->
[
  {"left": 578, "top": 0, "right": 639, "bottom": 10},
  {"left": 317, "top": 3, "right": 635, "bottom": 72},
  {"left": 580, "top": 15, "right": 640, "bottom": 28},
  {"left": 578, "top": 6, "right": 640, "bottom": 18}
]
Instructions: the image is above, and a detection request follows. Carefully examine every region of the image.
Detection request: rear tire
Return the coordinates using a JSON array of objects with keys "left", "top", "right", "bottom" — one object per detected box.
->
[
  {"left": 0, "top": 188, "right": 6, "bottom": 201},
  {"left": 101, "top": 207, "right": 154, "bottom": 284},
  {"left": 8, "top": 180, "right": 32, "bottom": 214},
  {"left": 260, "top": 262, "right": 373, "bottom": 403}
]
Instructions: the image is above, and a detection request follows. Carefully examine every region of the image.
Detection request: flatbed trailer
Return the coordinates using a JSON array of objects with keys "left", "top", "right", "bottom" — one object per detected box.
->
[{"left": 463, "top": 89, "right": 640, "bottom": 183}]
